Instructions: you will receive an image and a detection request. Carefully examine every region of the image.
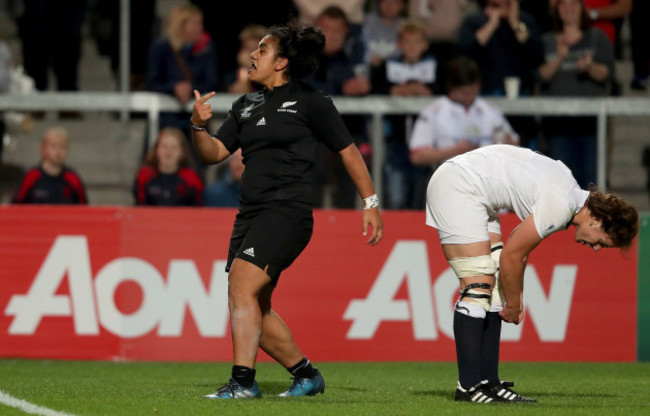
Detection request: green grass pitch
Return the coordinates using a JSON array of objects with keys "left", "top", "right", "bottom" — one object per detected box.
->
[{"left": 1, "top": 360, "right": 649, "bottom": 415}]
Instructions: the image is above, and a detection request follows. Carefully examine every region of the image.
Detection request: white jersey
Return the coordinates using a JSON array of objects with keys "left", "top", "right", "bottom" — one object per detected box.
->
[
  {"left": 440, "top": 145, "right": 589, "bottom": 239},
  {"left": 409, "top": 96, "right": 518, "bottom": 152}
]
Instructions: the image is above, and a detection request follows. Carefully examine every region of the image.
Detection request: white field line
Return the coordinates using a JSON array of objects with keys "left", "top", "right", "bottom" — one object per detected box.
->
[{"left": 0, "top": 389, "right": 79, "bottom": 416}]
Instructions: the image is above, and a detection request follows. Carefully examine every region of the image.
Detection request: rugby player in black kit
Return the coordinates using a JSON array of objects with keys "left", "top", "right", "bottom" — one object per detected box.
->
[{"left": 190, "top": 23, "right": 384, "bottom": 399}]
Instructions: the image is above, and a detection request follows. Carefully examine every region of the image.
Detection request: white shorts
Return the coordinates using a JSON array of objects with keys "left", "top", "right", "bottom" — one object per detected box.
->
[{"left": 425, "top": 162, "right": 502, "bottom": 244}]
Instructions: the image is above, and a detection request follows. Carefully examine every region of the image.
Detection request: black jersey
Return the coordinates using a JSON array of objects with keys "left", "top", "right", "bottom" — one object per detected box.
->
[
  {"left": 216, "top": 81, "right": 353, "bottom": 208},
  {"left": 13, "top": 165, "right": 88, "bottom": 204}
]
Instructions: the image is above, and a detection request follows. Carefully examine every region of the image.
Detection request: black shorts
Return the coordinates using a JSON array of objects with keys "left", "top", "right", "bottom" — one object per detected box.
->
[{"left": 225, "top": 202, "right": 313, "bottom": 285}]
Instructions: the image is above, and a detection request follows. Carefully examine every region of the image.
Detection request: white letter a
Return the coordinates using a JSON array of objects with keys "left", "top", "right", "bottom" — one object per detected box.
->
[
  {"left": 343, "top": 241, "right": 436, "bottom": 340},
  {"left": 5, "top": 236, "right": 98, "bottom": 335}
]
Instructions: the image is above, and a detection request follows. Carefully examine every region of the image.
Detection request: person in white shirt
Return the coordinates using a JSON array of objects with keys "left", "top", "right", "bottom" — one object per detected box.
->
[
  {"left": 409, "top": 55, "right": 518, "bottom": 169},
  {"left": 425, "top": 144, "right": 639, "bottom": 403}
]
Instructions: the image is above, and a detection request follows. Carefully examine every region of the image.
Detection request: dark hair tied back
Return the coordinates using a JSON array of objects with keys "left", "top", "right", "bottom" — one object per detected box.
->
[{"left": 268, "top": 22, "right": 325, "bottom": 80}]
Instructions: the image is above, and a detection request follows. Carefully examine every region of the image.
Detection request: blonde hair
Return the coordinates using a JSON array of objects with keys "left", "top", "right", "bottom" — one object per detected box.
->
[
  {"left": 166, "top": 4, "right": 203, "bottom": 51},
  {"left": 398, "top": 19, "right": 428, "bottom": 40}
]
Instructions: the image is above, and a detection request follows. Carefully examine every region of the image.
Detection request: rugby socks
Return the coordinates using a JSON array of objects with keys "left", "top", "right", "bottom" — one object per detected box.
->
[
  {"left": 454, "top": 309, "right": 485, "bottom": 389},
  {"left": 232, "top": 365, "right": 256, "bottom": 388},
  {"left": 480, "top": 312, "right": 502, "bottom": 386},
  {"left": 287, "top": 357, "right": 318, "bottom": 379}
]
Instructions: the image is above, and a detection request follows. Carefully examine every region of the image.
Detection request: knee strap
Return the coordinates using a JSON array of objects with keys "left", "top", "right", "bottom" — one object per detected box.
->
[{"left": 459, "top": 283, "right": 492, "bottom": 312}]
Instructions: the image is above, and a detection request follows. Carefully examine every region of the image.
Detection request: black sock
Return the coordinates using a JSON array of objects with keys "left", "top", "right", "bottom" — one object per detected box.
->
[
  {"left": 453, "top": 310, "right": 485, "bottom": 389},
  {"left": 287, "top": 357, "right": 317, "bottom": 379},
  {"left": 231, "top": 365, "right": 256, "bottom": 388},
  {"left": 480, "top": 312, "right": 502, "bottom": 386}
]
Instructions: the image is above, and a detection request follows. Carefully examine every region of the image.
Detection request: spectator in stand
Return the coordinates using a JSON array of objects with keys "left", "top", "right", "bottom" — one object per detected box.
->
[
  {"left": 224, "top": 25, "right": 267, "bottom": 94},
  {"left": 204, "top": 149, "right": 244, "bottom": 208},
  {"left": 307, "top": 6, "right": 372, "bottom": 208},
  {"left": 538, "top": 0, "right": 614, "bottom": 189},
  {"left": 552, "top": 0, "right": 631, "bottom": 95},
  {"left": 409, "top": 55, "right": 518, "bottom": 174},
  {"left": 363, "top": 0, "right": 407, "bottom": 68},
  {"left": 146, "top": 3, "right": 219, "bottom": 171},
  {"left": 133, "top": 127, "right": 204, "bottom": 206},
  {"left": 293, "top": 0, "right": 369, "bottom": 67},
  {"left": 459, "top": 0, "right": 544, "bottom": 97},
  {"left": 629, "top": 0, "right": 649, "bottom": 91},
  {"left": 13, "top": 127, "right": 87, "bottom": 204},
  {"left": 458, "top": 0, "right": 544, "bottom": 149},
  {"left": 370, "top": 20, "right": 440, "bottom": 209},
  {"left": 18, "top": 0, "right": 85, "bottom": 93}
]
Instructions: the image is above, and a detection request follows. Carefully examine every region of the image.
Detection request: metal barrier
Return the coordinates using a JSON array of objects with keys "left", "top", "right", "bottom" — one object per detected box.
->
[{"left": 2, "top": 92, "right": 650, "bottom": 199}]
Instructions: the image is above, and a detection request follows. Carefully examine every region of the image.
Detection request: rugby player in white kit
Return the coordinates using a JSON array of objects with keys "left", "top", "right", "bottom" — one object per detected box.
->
[{"left": 425, "top": 144, "right": 639, "bottom": 403}]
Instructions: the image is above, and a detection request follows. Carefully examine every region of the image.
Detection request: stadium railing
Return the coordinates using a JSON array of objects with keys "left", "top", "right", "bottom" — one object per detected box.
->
[{"left": 2, "top": 93, "right": 649, "bottom": 199}]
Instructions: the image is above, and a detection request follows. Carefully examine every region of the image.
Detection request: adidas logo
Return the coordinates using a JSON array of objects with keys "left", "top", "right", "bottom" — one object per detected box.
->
[
  {"left": 243, "top": 247, "right": 255, "bottom": 257},
  {"left": 256, "top": 117, "right": 266, "bottom": 126}
]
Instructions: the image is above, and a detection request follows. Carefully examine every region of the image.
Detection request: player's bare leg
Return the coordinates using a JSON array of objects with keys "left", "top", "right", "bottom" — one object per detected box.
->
[
  {"left": 258, "top": 282, "right": 324, "bottom": 397},
  {"left": 205, "top": 258, "right": 266, "bottom": 399}
]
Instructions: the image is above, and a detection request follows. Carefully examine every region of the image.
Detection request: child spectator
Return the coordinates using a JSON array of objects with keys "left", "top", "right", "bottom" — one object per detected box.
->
[
  {"left": 224, "top": 24, "right": 267, "bottom": 94},
  {"left": 133, "top": 127, "right": 204, "bottom": 206},
  {"left": 371, "top": 20, "right": 440, "bottom": 209},
  {"left": 13, "top": 127, "right": 88, "bottom": 204}
]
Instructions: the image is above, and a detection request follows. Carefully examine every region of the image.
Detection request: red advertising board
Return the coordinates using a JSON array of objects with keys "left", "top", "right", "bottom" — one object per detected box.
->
[{"left": 0, "top": 206, "right": 637, "bottom": 362}]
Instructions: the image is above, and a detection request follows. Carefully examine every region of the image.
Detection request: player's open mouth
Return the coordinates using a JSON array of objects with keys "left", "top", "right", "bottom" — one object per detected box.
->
[{"left": 249, "top": 62, "right": 256, "bottom": 72}]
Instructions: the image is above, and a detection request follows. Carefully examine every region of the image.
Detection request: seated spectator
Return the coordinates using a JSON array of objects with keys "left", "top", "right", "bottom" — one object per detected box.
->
[
  {"left": 310, "top": 6, "right": 372, "bottom": 96},
  {"left": 12, "top": 127, "right": 88, "bottom": 204},
  {"left": 204, "top": 149, "right": 244, "bottom": 208},
  {"left": 409, "top": 55, "right": 519, "bottom": 169},
  {"left": 370, "top": 19, "right": 440, "bottom": 209},
  {"left": 146, "top": 3, "right": 218, "bottom": 171},
  {"left": 307, "top": 5, "right": 372, "bottom": 208},
  {"left": 363, "top": 0, "right": 407, "bottom": 68},
  {"left": 458, "top": 0, "right": 544, "bottom": 148},
  {"left": 133, "top": 127, "right": 204, "bottom": 206},
  {"left": 564, "top": 0, "right": 631, "bottom": 94},
  {"left": 538, "top": 0, "right": 614, "bottom": 189},
  {"left": 294, "top": 1, "right": 369, "bottom": 67},
  {"left": 223, "top": 24, "right": 267, "bottom": 94},
  {"left": 458, "top": 0, "right": 544, "bottom": 96}
]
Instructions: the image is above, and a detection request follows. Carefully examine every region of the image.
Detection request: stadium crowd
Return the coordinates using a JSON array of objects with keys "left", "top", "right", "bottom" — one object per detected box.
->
[{"left": 1, "top": 0, "right": 646, "bottom": 208}]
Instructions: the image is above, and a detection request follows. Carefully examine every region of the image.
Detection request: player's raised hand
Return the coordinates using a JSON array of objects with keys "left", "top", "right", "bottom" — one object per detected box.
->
[{"left": 192, "top": 90, "right": 215, "bottom": 127}]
